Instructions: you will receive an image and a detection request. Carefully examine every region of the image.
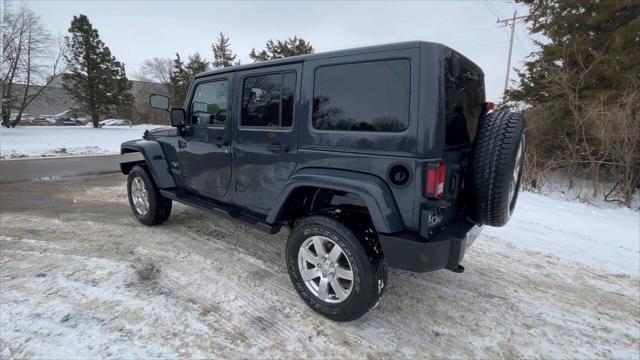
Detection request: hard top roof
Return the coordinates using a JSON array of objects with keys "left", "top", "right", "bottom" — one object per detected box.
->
[{"left": 194, "top": 40, "right": 449, "bottom": 79}]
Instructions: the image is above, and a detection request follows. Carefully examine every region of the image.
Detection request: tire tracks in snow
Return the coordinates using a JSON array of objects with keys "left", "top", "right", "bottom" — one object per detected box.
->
[{"left": 0, "top": 176, "right": 638, "bottom": 358}]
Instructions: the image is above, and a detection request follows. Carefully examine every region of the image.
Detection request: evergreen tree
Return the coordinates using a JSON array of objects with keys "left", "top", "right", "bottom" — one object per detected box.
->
[
  {"left": 212, "top": 32, "right": 237, "bottom": 69},
  {"left": 249, "top": 36, "right": 313, "bottom": 62},
  {"left": 63, "top": 14, "right": 134, "bottom": 127},
  {"left": 168, "top": 52, "right": 211, "bottom": 107},
  {"left": 502, "top": 0, "right": 640, "bottom": 205},
  {"left": 505, "top": 0, "right": 640, "bottom": 107},
  {"left": 168, "top": 53, "right": 189, "bottom": 107},
  {"left": 186, "top": 52, "right": 210, "bottom": 75}
]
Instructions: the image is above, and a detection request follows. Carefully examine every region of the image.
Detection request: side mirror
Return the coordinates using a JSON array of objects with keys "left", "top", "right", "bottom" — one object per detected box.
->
[
  {"left": 170, "top": 108, "right": 186, "bottom": 127},
  {"left": 150, "top": 94, "right": 169, "bottom": 110}
]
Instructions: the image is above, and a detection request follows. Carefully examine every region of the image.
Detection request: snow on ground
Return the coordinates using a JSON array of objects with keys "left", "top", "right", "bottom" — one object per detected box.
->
[
  {"left": 0, "top": 126, "right": 167, "bottom": 159},
  {"left": 484, "top": 192, "right": 640, "bottom": 277},
  {"left": 0, "top": 175, "right": 638, "bottom": 358},
  {"left": 527, "top": 172, "right": 640, "bottom": 210}
]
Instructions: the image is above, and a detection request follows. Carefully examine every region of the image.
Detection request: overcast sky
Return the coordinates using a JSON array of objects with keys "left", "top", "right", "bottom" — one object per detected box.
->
[{"left": 19, "top": 0, "right": 537, "bottom": 101}]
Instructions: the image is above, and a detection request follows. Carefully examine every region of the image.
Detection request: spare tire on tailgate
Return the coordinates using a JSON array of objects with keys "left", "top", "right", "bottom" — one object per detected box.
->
[{"left": 471, "top": 111, "right": 525, "bottom": 227}]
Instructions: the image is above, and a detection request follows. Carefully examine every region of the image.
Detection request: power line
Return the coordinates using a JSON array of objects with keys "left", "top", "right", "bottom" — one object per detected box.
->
[
  {"left": 314, "top": 25, "right": 503, "bottom": 54},
  {"left": 492, "top": 3, "right": 504, "bottom": 18},
  {"left": 414, "top": 25, "right": 502, "bottom": 40},
  {"left": 514, "top": 31, "right": 529, "bottom": 57},
  {"left": 484, "top": 2, "right": 501, "bottom": 19}
]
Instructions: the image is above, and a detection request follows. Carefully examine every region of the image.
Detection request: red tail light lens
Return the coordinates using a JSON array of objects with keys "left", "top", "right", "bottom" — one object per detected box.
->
[
  {"left": 485, "top": 102, "right": 495, "bottom": 111},
  {"left": 425, "top": 162, "right": 447, "bottom": 199}
]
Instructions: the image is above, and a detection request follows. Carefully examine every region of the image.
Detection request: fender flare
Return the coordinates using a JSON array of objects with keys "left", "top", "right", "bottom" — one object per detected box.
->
[
  {"left": 267, "top": 168, "right": 404, "bottom": 234},
  {"left": 120, "top": 139, "right": 175, "bottom": 189}
]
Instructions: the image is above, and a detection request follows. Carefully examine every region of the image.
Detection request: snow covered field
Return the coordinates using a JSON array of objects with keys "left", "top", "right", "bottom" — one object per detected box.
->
[
  {"left": 485, "top": 192, "right": 639, "bottom": 276},
  {"left": 0, "top": 126, "right": 167, "bottom": 159},
  {"left": 0, "top": 174, "right": 638, "bottom": 358}
]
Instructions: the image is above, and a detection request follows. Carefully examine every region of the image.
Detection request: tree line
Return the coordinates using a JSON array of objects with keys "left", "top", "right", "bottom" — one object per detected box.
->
[
  {"left": 1, "top": 4, "right": 313, "bottom": 128},
  {"left": 502, "top": 0, "right": 639, "bottom": 207},
  {"left": 136, "top": 34, "right": 314, "bottom": 107}
]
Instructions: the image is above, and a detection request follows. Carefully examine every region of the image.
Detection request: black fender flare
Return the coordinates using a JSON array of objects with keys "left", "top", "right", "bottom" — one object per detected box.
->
[
  {"left": 267, "top": 168, "right": 404, "bottom": 234},
  {"left": 120, "top": 139, "right": 175, "bottom": 189}
]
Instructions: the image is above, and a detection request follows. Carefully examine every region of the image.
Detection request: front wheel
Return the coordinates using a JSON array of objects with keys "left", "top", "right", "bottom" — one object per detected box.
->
[
  {"left": 127, "top": 165, "right": 172, "bottom": 226},
  {"left": 286, "top": 214, "right": 387, "bottom": 322}
]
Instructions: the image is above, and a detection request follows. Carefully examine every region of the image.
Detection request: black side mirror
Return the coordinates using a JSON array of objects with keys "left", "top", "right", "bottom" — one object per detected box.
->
[
  {"left": 170, "top": 108, "right": 186, "bottom": 127},
  {"left": 150, "top": 94, "right": 169, "bottom": 110}
]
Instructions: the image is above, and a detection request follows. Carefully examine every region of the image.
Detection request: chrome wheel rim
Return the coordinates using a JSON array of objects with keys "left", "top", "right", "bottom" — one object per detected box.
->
[
  {"left": 131, "top": 176, "right": 149, "bottom": 215},
  {"left": 298, "top": 236, "right": 354, "bottom": 303},
  {"left": 508, "top": 136, "right": 525, "bottom": 208}
]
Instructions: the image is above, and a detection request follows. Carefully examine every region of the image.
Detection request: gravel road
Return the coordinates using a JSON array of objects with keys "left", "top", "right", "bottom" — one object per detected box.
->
[{"left": 1, "top": 174, "right": 638, "bottom": 358}]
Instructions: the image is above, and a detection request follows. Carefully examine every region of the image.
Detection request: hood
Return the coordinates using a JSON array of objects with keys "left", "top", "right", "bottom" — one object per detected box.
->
[{"left": 143, "top": 127, "right": 176, "bottom": 139}]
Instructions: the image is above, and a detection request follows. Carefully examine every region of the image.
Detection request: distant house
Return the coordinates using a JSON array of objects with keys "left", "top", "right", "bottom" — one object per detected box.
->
[{"left": 12, "top": 75, "right": 170, "bottom": 125}]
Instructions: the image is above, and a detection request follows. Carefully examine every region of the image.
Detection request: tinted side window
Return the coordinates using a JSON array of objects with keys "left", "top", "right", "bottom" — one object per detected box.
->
[
  {"left": 190, "top": 80, "right": 228, "bottom": 126},
  {"left": 241, "top": 72, "right": 295, "bottom": 128},
  {"left": 312, "top": 59, "right": 410, "bottom": 132}
]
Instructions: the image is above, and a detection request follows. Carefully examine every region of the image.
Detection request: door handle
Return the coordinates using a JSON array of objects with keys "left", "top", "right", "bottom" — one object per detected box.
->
[
  {"left": 178, "top": 139, "right": 187, "bottom": 148},
  {"left": 266, "top": 141, "right": 289, "bottom": 154}
]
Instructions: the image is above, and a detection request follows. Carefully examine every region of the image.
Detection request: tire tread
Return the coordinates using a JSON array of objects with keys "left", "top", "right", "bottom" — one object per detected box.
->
[{"left": 471, "top": 111, "right": 524, "bottom": 227}]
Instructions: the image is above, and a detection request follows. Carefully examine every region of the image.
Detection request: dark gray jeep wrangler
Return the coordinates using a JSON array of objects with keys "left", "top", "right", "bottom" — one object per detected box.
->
[{"left": 121, "top": 41, "right": 525, "bottom": 321}]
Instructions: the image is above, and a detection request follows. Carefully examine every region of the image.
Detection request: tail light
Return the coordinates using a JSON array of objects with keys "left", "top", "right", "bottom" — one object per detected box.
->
[
  {"left": 485, "top": 102, "right": 495, "bottom": 111},
  {"left": 425, "top": 162, "right": 447, "bottom": 199}
]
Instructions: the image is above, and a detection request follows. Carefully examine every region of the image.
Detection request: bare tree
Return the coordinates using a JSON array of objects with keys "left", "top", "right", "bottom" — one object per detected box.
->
[
  {"left": 521, "top": 45, "right": 639, "bottom": 207},
  {"left": 133, "top": 57, "right": 172, "bottom": 91},
  {"left": 535, "top": 45, "right": 599, "bottom": 191},
  {"left": 1, "top": 4, "right": 68, "bottom": 127},
  {"left": 589, "top": 83, "right": 640, "bottom": 207}
]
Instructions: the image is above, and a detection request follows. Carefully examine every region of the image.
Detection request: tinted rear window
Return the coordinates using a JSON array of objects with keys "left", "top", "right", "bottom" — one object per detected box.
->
[
  {"left": 312, "top": 59, "right": 410, "bottom": 132},
  {"left": 444, "top": 51, "right": 485, "bottom": 146}
]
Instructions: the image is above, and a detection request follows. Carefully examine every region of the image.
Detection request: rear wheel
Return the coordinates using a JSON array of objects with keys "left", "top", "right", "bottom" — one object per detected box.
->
[
  {"left": 471, "top": 111, "right": 525, "bottom": 227},
  {"left": 286, "top": 213, "right": 387, "bottom": 322},
  {"left": 127, "top": 165, "right": 172, "bottom": 226}
]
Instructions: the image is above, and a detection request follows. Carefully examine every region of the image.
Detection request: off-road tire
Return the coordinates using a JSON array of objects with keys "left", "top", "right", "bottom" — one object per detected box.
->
[
  {"left": 286, "top": 212, "right": 387, "bottom": 322},
  {"left": 471, "top": 111, "right": 525, "bottom": 227},
  {"left": 127, "top": 165, "right": 172, "bottom": 226}
]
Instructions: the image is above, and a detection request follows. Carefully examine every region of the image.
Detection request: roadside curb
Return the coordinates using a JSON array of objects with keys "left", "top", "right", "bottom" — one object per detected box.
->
[{"left": 0, "top": 153, "right": 142, "bottom": 183}]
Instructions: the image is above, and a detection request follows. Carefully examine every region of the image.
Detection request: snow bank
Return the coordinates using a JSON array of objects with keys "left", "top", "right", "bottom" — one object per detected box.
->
[
  {"left": 484, "top": 192, "right": 640, "bottom": 276},
  {"left": 0, "top": 125, "right": 168, "bottom": 159}
]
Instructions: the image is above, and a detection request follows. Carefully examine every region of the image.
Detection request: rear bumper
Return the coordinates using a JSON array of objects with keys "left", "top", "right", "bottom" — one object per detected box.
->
[{"left": 378, "top": 220, "right": 482, "bottom": 272}]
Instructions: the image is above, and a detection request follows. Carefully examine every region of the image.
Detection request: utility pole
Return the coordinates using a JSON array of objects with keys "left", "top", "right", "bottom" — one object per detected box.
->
[{"left": 497, "top": 11, "right": 527, "bottom": 94}]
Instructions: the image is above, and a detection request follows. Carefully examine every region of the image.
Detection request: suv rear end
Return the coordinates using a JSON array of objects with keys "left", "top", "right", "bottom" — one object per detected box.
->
[{"left": 379, "top": 45, "right": 498, "bottom": 272}]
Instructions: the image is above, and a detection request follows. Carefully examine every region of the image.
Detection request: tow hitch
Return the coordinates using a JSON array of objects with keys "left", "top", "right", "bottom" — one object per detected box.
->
[{"left": 451, "top": 264, "right": 465, "bottom": 273}]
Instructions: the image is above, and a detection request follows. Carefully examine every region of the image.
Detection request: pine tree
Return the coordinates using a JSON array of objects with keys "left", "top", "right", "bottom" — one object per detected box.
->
[
  {"left": 168, "top": 53, "right": 189, "bottom": 107},
  {"left": 212, "top": 32, "right": 237, "bottom": 69},
  {"left": 502, "top": 0, "right": 640, "bottom": 205},
  {"left": 505, "top": 0, "right": 640, "bottom": 106},
  {"left": 112, "top": 63, "right": 134, "bottom": 119},
  {"left": 168, "top": 52, "right": 211, "bottom": 107},
  {"left": 249, "top": 36, "right": 313, "bottom": 62},
  {"left": 63, "top": 14, "right": 133, "bottom": 127},
  {"left": 186, "top": 52, "right": 210, "bottom": 75}
]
